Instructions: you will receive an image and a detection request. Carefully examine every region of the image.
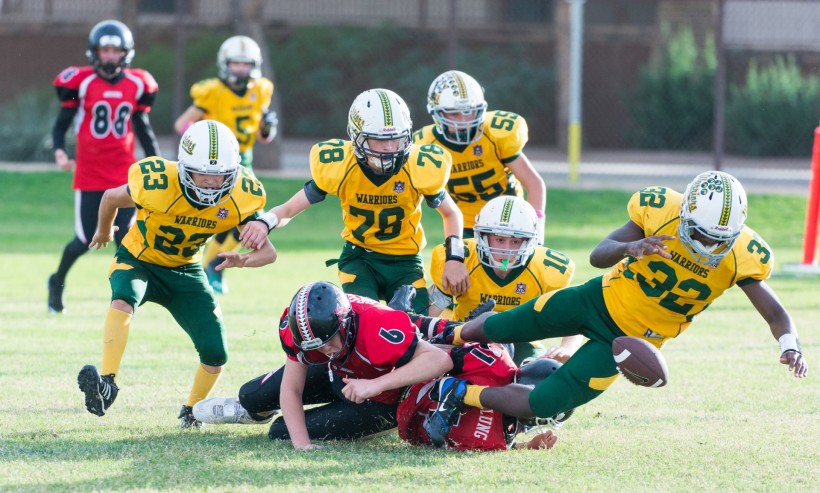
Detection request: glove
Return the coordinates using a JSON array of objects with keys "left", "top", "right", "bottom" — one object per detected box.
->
[
  {"left": 261, "top": 111, "right": 278, "bottom": 140},
  {"left": 387, "top": 285, "right": 416, "bottom": 313}
]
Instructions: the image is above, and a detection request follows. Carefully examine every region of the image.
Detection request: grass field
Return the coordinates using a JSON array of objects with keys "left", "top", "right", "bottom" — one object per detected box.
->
[{"left": 0, "top": 170, "right": 816, "bottom": 492}]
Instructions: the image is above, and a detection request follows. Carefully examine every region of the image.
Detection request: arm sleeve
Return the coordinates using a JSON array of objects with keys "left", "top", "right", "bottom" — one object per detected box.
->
[
  {"left": 52, "top": 106, "right": 77, "bottom": 151},
  {"left": 132, "top": 111, "right": 159, "bottom": 157},
  {"left": 303, "top": 180, "right": 327, "bottom": 204}
]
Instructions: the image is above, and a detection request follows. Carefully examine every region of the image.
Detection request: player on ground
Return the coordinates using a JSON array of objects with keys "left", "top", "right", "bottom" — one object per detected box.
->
[
  {"left": 413, "top": 70, "right": 546, "bottom": 241},
  {"left": 399, "top": 345, "right": 571, "bottom": 451},
  {"left": 240, "top": 88, "right": 469, "bottom": 314},
  {"left": 425, "top": 195, "right": 581, "bottom": 365},
  {"left": 48, "top": 19, "right": 160, "bottom": 314},
  {"left": 174, "top": 35, "right": 277, "bottom": 295},
  {"left": 193, "top": 281, "right": 453, "bottom": 450},
  {"left": 423, "top": 171, "right": 809, "bottom": 446},
  {"left": 77, "top": 120, "right": 277, "bottom": 428}
]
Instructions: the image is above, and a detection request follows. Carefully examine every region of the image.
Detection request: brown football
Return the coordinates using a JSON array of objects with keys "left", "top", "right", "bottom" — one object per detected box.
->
[{"left": 612, "top": 336, "right": 669, "bottom": 388}]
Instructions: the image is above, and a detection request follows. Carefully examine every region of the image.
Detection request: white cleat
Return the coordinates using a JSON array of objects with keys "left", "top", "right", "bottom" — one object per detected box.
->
[{"left": 192, "top": 397, "right": 269, "bottom": 425}]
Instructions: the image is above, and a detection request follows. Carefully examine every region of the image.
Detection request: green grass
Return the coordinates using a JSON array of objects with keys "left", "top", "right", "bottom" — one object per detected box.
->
[{"left": 0, "top": 171, "right": 816, "bottom": 492}]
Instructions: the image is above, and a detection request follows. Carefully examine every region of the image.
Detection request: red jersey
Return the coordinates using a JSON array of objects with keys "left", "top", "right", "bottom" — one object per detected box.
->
[
  {"left": 398, "top": 343, "right": 518, "bottom": 451},
  {"left": 279, "top": 295, "right": 419, "bottom": 405},
  {"left": 54, "top": 65, "right": 158, "bottom": 191}
]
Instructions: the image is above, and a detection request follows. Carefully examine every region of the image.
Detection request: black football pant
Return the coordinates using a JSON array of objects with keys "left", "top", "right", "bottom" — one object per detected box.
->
[{"left": 239, "top": 365, "right": 398, "bottom": 441}]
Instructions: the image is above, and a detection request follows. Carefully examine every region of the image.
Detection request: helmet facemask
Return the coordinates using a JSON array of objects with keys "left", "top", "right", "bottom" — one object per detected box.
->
[
  {"left": 177, "top": 121, "right": 240, "bottom": 207},
  {"left": 348, "top": 89, "right": 413, "bottom": 176},
  {"left": 427, "top": 70, "right": 487, "bottom": 145},
  {"left": 474, "top": 197, "right": 538, "bottom": 271},
  {"left": 678, "top": 171, "right": 747, "bottom": 267},
  {"left": 514, "top": 358, "right": 574, "bottom": 431}
]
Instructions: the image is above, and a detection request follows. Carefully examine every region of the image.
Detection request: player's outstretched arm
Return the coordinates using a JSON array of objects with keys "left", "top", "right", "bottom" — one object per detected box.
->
[
  {"left": 214, "top": 228, "right": 277, "bottom": 270},
  {"left": 174, "top": 106, "right": 205, "bottom": 135},
  {"left": 89, "top": 185, "right": 135, "bottom": 250},
  {"left": 740, "top": 280, "right": 808, "bottom": 378},
  {"left": 590, "top": 220, "right": 674, "bottom": 268},
  {"left": 436, "top": 195, "right": 469, "bottom": 296},
  {"left": 280, "top": 359, "right": 317, "bottom": 450},
  {"left": 240, "top": 189, "right": 312, "bottom": 250}
]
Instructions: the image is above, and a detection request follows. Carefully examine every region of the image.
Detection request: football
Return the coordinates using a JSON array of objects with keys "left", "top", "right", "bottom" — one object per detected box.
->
[{"left": 612, "top": 336, "right": 669, "bottom": 388}]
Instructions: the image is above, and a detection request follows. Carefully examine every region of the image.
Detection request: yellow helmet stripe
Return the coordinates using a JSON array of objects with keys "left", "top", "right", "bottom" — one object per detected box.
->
[
  {"left": 453, "top": 72, "right": 467, "bottom": 97},
  {"left": 719, "top": 174, "right": 732, "bottom": 226},
  {"left": 500, "top": 197, "right": 514, "bottom": 222},
  {"left": 207, "top": 121, "right": 218, "bottom": 162},
  {"left": 376, "top": 90, "right": 393, "bottom": 127}
]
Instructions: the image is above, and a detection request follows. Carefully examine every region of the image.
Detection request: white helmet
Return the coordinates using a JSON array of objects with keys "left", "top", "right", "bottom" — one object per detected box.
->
[
  {"left": 679, "top": 171, "right": 748, "bottom": 266},
  {"left": 427, "top": 70, "right": 488, "bottom": 145},
  {"left": 178, "top": 120, "right": 240, "bottom": 207},
  {"left": 347, "top": 88, "right": 413, "bottom": 176},
  {"left": 217, "top": 35, "right": 262, "bottom": 87},
  {"left": 474, "top": 196, "right": 538, "bottom": 271}
]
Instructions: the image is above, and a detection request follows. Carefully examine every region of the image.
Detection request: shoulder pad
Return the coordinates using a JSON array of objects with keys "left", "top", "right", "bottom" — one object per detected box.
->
[
  {"left": 54, "top": 66, "right": 94, "bottom": 89},
  {"left": 308, "top": 139, "right": 357, "bottom": 195},
  {"left": 627, "top": 187, "right": 681, "bottom": 233},
  {"left": 127, "top": 158, "right": 180, "bottom": 210},
  {"left": 404, "top": 143, "right": 452, "bottom": 194},
  {"left": 484, "top": 110, "right": 529, "bottom": 158}
]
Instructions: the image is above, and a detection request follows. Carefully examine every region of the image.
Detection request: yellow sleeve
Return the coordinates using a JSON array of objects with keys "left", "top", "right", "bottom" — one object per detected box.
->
[
  {"left": 429, "top": 244, "right": 449, "bottom": 294},
  {"left": 127, "top": 158, "right": 176, "bottom": 211},
  {"left": 406, "top": 143, "right": 452, "bottom": 196},
  {"left": 734, "top": 228, "right": 775, "bottom": 283},
  {"left": 259, "top": 77, "right": 274, "bottom": 109},
  {"left": 190, "top": 79, "right": 217, "bottom": 113},
  {"left": 412, "top": 124, "right": 437, "bottom": 145},
  {"left": 233, "top": 167, "right": 267, "bottom": 221},
  {"left": 485, "top": 111, "right": 529, "bottom": 162},
  {"left": 308, "top": 139, "right": 356, "bottom": 196},
  {"left": 627, "top": 186, "right": 681, "bottom": 234}
]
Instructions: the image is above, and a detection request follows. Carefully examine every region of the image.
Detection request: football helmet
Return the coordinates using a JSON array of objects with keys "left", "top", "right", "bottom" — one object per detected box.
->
[
  {"left": 288, "top": 281, "right": 357, "bottom": 365},
  {"left": 427, "top": 70, "right": 488, "bottom": 145},
  {"left": 217, "top": 35, "right": 262, "bottom": 88},
  {"left": 679, "top": 171, "right": 748, "bottom": 266},
  {"left": 515, "top": 358, "right": 574, "bottom": 429},
  {"left": 474, "top": 196, "right": 538, "bottom": 271},
  {"left": 85, "top": 20, "right": 135, "bottom": 76},
  {"left": 177, "top": 120, "right": 240, "bottom": 207},
  {"left": 347, "top": 88, "right": 413, "bottom": 176}
]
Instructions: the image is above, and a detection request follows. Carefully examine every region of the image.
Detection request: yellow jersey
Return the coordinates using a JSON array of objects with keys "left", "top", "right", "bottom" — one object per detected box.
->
[
  {"left": 308, "top": 139, "right": 451, "bottom": 255},
  {"left": 602, "top": 186, "right": 773, "bottom": 347},
  {"left": 122, "top": 158, "right": 266, "bottom": 267},
  {"left": 190, "top": 77, "right": 274, "bottom": 152},
  {"left": 413, "top": 110, "right": 527, "bottom": 229},
  {"left": 430, "top": 240, "right": 574, "bottom": 320}
]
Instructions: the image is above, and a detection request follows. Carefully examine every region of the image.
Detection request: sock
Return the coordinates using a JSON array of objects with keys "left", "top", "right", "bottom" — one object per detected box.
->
[
  {"left": 186, "top": 364, "right": 222, "bottom": 407},
  {"left": 464, "top": 384, "right": 487, "bottom": 408},
  {"left": 452, "top": 325, "right": 465, "bottom": 346},
  {"left": 54, "top": 238, "right": 88, "bottom": 282},
  {"left": 100, "top": 308, "right": 132, "bottom": 381}
]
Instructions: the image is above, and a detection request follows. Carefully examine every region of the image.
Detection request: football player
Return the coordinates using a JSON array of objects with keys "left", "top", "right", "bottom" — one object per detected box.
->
[
  {"left": 48, "top": 20, "right": 160, "bottom": 314},
  {"left": 399, "top": 347, "right": 571, "bottom": 451},
  {"left": 240, "top": 88, "right": 469, "bottom": 314},
  {"left": 413, "top": 70, "right": 546, "bottom": 241},
  {"left": 425, "top": 196, "right": 582, "bottom": 365},
  {"left": 192, "top": 281, "right": 453, "bottom": 450},
  {"left": 174, "top": 35, "right": 277, "bottom": 295},
  {"left": 423, "top": 171, "right": 809, "bottom": 446},
  {"left": 77, "top": 120, "right": 277, "bottom": 428}
]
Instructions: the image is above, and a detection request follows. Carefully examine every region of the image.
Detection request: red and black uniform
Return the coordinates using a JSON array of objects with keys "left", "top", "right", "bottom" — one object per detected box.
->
[
  {"left": 398, "top": 343, "right": 519, "bottom": 451},
  {"left": 239, "top": 295, "right": 420, "bottom": 440},
  {"left": 50, "top": 65, "right": 159, "bottom": 289}
]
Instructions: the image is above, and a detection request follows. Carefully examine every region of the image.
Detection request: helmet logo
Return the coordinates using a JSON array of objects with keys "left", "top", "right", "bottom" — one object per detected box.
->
[
  {"left": 181, "top": 135, "right": 196, "bottom": 155},
  {"left": 349, "top": 109, "right": 364, "bottom": 132},
  {"left": 376, "top": 90, "right": 394, "bottom": 127}
]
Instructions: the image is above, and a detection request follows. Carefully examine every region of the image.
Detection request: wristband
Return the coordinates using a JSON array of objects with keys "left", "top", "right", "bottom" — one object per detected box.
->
[
  {"left": 778, "top": 333, "right": 801, "bottom": 354},
  {"left": 257, "top": 210, "right": 279, "bottom": 232},
  {"left": 535, "top": 209, "right": 545, "bottom": 219},
  {"left": 444, "top": 235, "right": 465, "bottom": 262}
]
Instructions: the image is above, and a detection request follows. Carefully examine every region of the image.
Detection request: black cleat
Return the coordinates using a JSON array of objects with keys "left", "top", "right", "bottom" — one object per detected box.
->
[
  {"left": 179, "top": 405, "right": 203, "bottom": 430},
  {"left": 78, "top": 365, "right": 118, "bottom": 416},
  {"left": 387, "top": 285, "right": 416, "bottom": 313},
  {"left": 424, "top": 377, "right": 468, "bottom": 448},
  {"left": 48, "top": 274, "right": 65, "bottom": 314}
]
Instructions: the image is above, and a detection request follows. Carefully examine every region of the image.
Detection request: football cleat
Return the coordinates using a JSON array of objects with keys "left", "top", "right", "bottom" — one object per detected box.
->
[
  {"left": 464, "top": 298, "right": 496, "bottom": 322},
  {"left": 205, "top": 260, "right": 228, "bottom": 295},
  {"left": 387, "top": 285, "right": 416, "bottom": 313},
  {"left": 77, "top": 365, "right": 118, "bottom": 416},
  {"left": 48, "top": 274, "right": 65, "bottom": 314},
  {"left": 424, "top": 377, "right": 468, "bottom": 448},
  {"left": 192, "top": 397, "right": 271, "bottom": 425},
  {"left": 179, "top": 405, "right": 203, "bottom": 430}
]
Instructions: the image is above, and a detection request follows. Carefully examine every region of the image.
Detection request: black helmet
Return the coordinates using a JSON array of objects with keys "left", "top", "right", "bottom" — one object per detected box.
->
[
  {"left": 86, "top": 20, "right": 135, "bottom": 76},
  {"left": 515, "top": 358, "right": 575, "bottom": 429},
  {"left": 288, "top": 282, "right": 356, "bottom": 365}
]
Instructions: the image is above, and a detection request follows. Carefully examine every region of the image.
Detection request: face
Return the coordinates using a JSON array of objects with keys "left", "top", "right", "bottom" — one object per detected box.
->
[
  {"left": 442, "top": 109, "right": 477, "bottom": 124},
  {"left": 96, "top": 46, "right": 125, "bottom": 77},
  {"left": 317, "top": 333, "right": 344, "bottom": 359},
  {"left": 227, "top": 61, "right": 254, "bottom": 81},
  {"left": 487, "top": 234, "right": 524, "bottom": 263},
  {"left": 191, "top": 172, "right": 226, "bottom": 190},
  {"left": 366, "top": 138, "right": 402, "bottom": 153}
]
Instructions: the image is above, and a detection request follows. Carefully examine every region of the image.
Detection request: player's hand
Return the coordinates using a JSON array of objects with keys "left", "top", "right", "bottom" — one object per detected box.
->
[
  {"left": 88, "top": 226, "right": 118, "bottom": 250},
  {"left": 239, "top": 221, "right": 269, "bottom": 250},
  {"left": 261, "top": 111, "right": 278, "bottom": 140},
  {"left": 442, "top": 260, "right": 469, "bottom": 296},
  {"left": 543, "top": 345, "right": 573, "bottom": 363},
  {"left": 779, "top": 351, "right": 808, "bottom": 378},
  {"left": 215, "top": 251, "right": 248, "bottom": 270},
  {"left": 524, "top": 430, "right": 558, "bottom": 450},
  {"left": 341, "top": 377, "right": 381, "bottom": 404},
  {"left": 624, "top": 234, "right": 675, "bottom": 260},
  {"left": 55, "top": 149, "right": 76, "bottom": 172}
]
